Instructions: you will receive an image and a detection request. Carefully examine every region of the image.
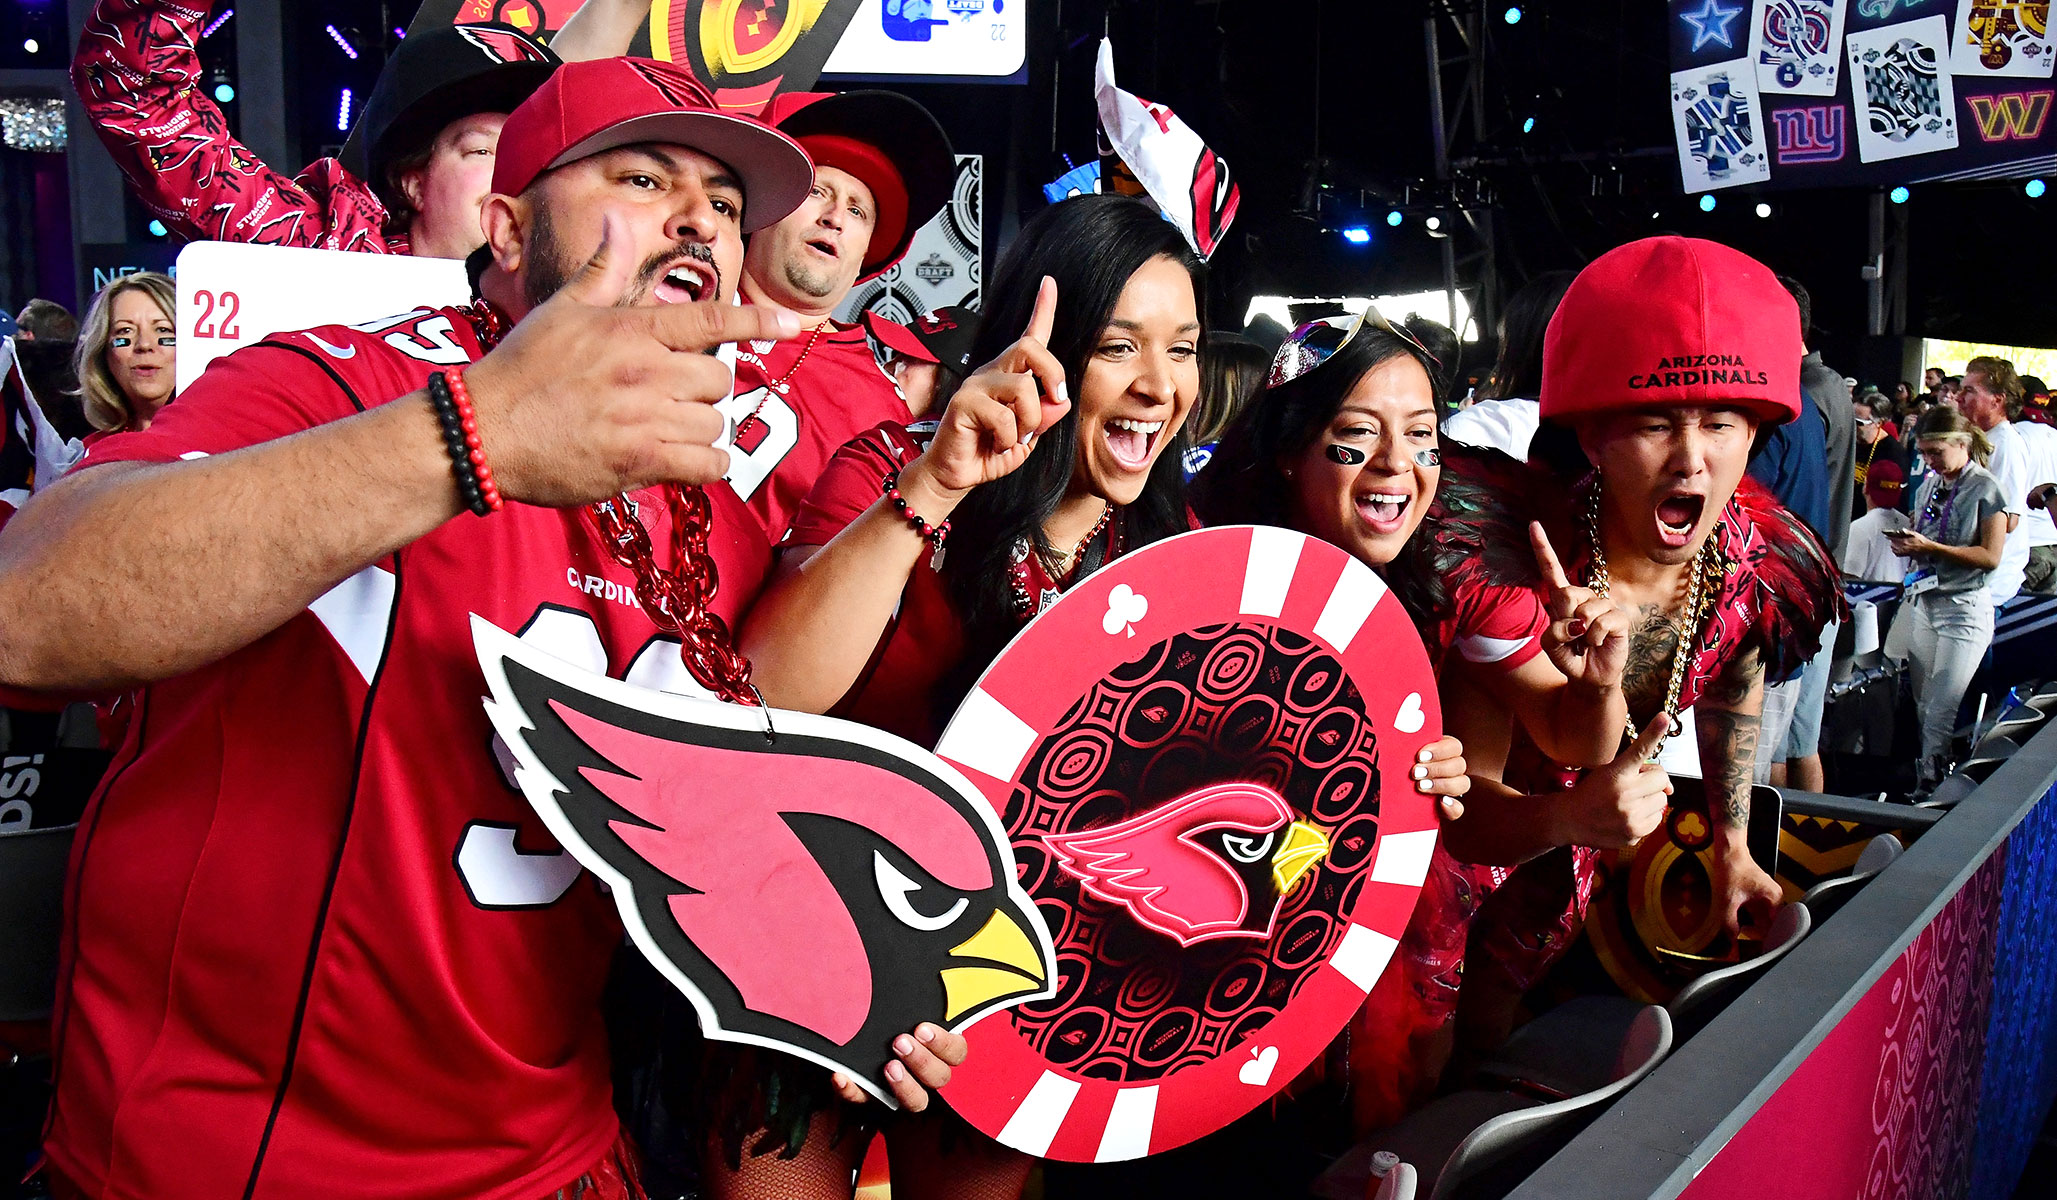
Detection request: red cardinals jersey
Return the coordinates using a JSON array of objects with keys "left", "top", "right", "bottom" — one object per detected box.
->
[
  {"left": 723, "top": 321, "right": 910, "bottom": 541},
  {"left": 46, "top": 307, "right": 769, "bottom": 1198},
  {"left": 73, "top": 0, "right": 403, "bottom": 253},
  {"left": 785, "top": 422, "right": 962, "bottom": 747}
]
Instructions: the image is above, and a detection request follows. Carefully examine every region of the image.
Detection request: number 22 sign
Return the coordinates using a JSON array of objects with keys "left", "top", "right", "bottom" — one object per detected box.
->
[{"left": 174, "top": 242, "right": 469, "bottom": 391}]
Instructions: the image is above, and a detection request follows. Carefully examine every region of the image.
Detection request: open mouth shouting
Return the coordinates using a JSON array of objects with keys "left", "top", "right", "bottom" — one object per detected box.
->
[
  {"left": 1654, "top": 491, "right": 1707, "bottom": 549},
  {"left": 1105, "top": 417, "right": 1165, "bottom": 472},
  {"left": 649, "top": 251, "right": 717, "bottom": 304},
  {"left": 803, "top": 235, "right": 841, "bottom": 262},
  {"left": 1355, "top": 488, "right": 1412, "bottom": 535}
]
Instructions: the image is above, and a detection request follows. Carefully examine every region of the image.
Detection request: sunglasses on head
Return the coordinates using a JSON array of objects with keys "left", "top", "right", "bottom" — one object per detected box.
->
[{"left": 1266, "top": 308, "right": 1443, "bottom": 389}]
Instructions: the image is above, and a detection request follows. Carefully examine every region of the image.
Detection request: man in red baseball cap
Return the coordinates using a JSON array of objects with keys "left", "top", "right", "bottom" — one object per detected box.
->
[
  {"left": 718, "top": 90, "right": 957, "bottom": 539},
  {"left": 7, "top": 57, "right": 959, "bottom": 1199},
  {"left": 1440, "top": 237, "right": 1843, "bottom": 1057}
]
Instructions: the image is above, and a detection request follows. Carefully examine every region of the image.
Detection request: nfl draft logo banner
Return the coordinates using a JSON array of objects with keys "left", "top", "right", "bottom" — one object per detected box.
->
[
  {"left": 472, "top": 617, "right": 1058, "bottom": 1105},
  {"left": 1669, "top": 0, "right": 2057, "bottom": 189},
  {"left": 932, "top": 527, "right": 1442, "bottom": 1161},
  {"left": 838, "top": 155, "right": 983, "bottom": 325},
  {"left": 822, "top": 0, "right": 1028, "bottom": 78}
]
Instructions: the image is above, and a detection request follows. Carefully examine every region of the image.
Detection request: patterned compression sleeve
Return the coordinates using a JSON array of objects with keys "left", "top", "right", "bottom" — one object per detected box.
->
[{"left": 71, "top": 0, "right": 401, "bottom": 253}]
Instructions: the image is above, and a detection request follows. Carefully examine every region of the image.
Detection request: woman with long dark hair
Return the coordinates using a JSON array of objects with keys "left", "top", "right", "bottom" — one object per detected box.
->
[
  {"left": 731, "top": 195, "right": 1210, "bottom": 1200},
  {"left": 1195, "top": 315, "right": 1646, "bottom": 1132}
]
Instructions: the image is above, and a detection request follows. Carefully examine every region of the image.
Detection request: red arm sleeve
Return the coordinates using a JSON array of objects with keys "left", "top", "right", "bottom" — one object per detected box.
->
[
  {"left": 784, "top": 423, "right": 924, "bottom": 549},
  {"left": 72, "top": 0, "right": 398, "bottom": 253}
]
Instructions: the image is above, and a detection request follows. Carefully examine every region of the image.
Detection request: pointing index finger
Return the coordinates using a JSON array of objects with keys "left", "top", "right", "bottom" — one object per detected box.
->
[
  {"left": 1530, "top": 521, "right": 1573, "bottom": 592},
  {"left": 1024, "top": 276, "right": 1058, "bottom": 347},
  {"left": 645, "top": 299, "right": 802, "bottom": 355}
]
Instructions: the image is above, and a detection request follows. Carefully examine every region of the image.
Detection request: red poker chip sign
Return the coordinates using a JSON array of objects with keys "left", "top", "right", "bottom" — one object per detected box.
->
[{"left": 934, "top": 526, "right": 1442, "bottom": 1161}]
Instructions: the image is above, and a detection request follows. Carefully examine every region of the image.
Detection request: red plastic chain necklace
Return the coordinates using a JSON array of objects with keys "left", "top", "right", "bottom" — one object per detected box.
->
[{"left": 464, "top": 300, "right": 760, "bottom": 707}]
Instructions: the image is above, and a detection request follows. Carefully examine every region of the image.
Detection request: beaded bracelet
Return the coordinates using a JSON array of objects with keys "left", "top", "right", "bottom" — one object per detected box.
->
[
  {"left": 883, "top": 470, "right": 950, "bottom": 550},
  {"left": 427, "top": 369, "right": 503, "bottom": 517}
]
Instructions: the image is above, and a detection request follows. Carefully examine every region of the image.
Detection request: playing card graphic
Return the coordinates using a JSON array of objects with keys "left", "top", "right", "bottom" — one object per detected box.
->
[
  {"left": 1671, "top": 59, "right": 1775, "bottom": 190},
  {"left": 1846, "top": 16, "right": 1961, "bottom": 161},
  {"left": 1950, "top": 0, "right": 2056, "bottom": 79},
  {"left": 1750, "top": 0, "right": 1849, "bottom": 95}
]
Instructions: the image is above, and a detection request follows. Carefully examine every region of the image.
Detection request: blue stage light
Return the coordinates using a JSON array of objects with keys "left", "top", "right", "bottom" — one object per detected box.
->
[
  {"left": 1386, "top": 210, "right": 1404, "bottom": 227},
  {"left": 1504, "top": 7, "right": 1523, "bottom": 24},
  {"left": 1341, "top": 227, "right": 1372, "bottom": 245},
  {"left": 337, "top": 88, "right": 354, "bottom": 132},
  {"left": 1522, "top": 116, "right": 1536, "bottom": 134},
  {"left": 1698, "top": 194, "right": 1717, "bottom": 212},
  {"left": 2028, "top": 179, "right": 2048, "bottom": 199},
  {"left": 1890, "top": 186, "right": 1910, "bottom": 204},
  {"left": 147, "top": 220, "right": 167, "bottom": 237},
  {"left": 213, "top": 83, "right": 236, "bottom": 104}
]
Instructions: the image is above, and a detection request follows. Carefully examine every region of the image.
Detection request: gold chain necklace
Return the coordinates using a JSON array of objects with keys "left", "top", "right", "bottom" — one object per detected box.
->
[{"left": 1583, "top": 480, "right": 1726, "bottom": 743}]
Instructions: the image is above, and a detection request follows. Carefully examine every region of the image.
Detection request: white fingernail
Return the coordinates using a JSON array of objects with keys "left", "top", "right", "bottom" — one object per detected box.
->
[
  {"left": 1412, "top": 765, "right": 1427, "bottom": 780},
  {"left": 1417, "top": 779, "right": 1434, "bottom": 792},
  {"left": 1056, "top": 382, "right": 1069, "bottom": 407},
  {"left": 1417, "top": 749, "right": 1434, "bottom": 763}
]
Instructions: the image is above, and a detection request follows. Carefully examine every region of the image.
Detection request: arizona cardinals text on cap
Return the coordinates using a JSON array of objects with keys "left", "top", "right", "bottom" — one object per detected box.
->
[
  {"left": 347, "top": 23, "right": 558, "bottom": 197},
  {"left": 761, "top": 90, "right": 957, "bottom": 280},
  {"left": 491, "top": 58, "right": 815, "bottom": 235},
  {"left": 1540, "top": 236, "right": 1801, "bottom": 426},
  {"left": 932, "top": 525, "right": 1442, "bottom": 1161}
]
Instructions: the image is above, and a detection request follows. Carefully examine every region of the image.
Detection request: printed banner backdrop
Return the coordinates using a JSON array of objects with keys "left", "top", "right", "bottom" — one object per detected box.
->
[
  {"left": 1669, "top": 0, "right": 2057, "bottom": 191},
  {"left": 426, "top": 0, "right": 1026, "bottom": 99},
  {"left": 172, "top": 243, "right": 469, "bottom": 391},
  {"left": 837, "top": 155, "right": 982, "bottom": 325}
]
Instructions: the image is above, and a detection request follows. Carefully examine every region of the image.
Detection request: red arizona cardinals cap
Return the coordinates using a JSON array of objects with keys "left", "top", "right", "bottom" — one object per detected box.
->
[
  {"left": 863, "top": 306, "right": 978, "bottom": 373},
  {"left": 1540, "top": 236, "right": 1801, "bottom": 426},
  {"left": 491, "top": 57, "right": 814, "bottom": 235},
  {"left": 761, "top": 90, "right": 956, "bottom": 280}
]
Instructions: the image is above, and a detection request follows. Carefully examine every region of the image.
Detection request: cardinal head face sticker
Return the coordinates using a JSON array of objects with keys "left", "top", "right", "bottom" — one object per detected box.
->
[
  {"left": 931, "top": 527, "right": 1441, "bottom": 1161},
  {"left": 472, "top": 617, "right": 1056, "bottom": 1104}
]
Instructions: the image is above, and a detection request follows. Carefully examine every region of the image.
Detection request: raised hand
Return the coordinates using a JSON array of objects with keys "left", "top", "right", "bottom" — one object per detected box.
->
[
  {"left": 901, "top": 276, "right": 1070, "bottom": 501},
  {"left": 1532, "top": 521, "right": 1630, "bottom": 692},
  {"left": 1552, "top": 714, "right": 1674, "bottom": 850},
  {"left": 462, "top": 212, "right": 802, "bottom": 508}
]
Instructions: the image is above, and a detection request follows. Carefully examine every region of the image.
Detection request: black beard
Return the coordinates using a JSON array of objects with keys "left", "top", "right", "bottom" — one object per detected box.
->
[{"left": 523, "top": 206, "right": 723, "bottom": 309}]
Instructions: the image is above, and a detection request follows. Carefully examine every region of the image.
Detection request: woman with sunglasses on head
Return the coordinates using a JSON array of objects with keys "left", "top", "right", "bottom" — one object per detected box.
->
[
  {"left": 1885, "top": 407, "right": 2010, "bottom": 790},
  {"left": 1193, "top": 315, "right": 1646, "bottom": 1132},
  {"left": 73, "top": 272, "right": 177, "bottom": 438}
]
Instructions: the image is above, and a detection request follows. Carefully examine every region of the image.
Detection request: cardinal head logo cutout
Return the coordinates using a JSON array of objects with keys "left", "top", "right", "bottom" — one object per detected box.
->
[{"left": 472, "top": 617, "right": 1057, "bottom": 1104}]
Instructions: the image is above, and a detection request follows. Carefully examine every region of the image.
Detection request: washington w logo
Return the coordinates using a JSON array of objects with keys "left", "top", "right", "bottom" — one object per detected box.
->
[{"left": 1967, "top": 92, "right": 2053, "bottom": 142}]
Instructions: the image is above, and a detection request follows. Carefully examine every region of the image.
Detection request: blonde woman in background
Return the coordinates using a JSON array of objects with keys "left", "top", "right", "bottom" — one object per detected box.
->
[
  {"left": 73, "top": 272, "right": 177, "bottom": 437},
  {"left": 1886, "top": 406, "right": 2010, "bottom": 788}
]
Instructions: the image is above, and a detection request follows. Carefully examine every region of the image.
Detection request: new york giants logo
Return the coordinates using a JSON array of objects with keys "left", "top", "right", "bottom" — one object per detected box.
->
[
  {"left": 1967, "top": 91, "right": 2054, "bottom": 142},
  {"left": 1773, "top": 105, "right": 1846, "bottom": 164}
]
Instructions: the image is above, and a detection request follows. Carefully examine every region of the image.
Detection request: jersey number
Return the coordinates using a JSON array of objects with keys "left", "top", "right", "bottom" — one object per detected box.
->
[{"left": 714, "top": 387, "right": 799, "bottom": 501}]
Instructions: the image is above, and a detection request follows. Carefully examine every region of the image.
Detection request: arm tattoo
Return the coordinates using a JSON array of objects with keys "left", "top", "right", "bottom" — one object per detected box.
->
[
  {"left": 1696, "top": 708, "right": 1761, "bottom": 828},
  {"left": 1697, "top": 649, "right": 1766, "bottom": 829}
]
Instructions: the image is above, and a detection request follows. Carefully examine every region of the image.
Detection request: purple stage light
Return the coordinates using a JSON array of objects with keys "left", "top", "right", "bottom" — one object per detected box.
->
[
  {"left": 337, "top": 87, "right": 354, "bottom": 132},
  {"left": 326, "top": 24, "right": 359, "bottom": 60},
  {"left": 202, "top": 8, "right": 234, "bottom": 38}
]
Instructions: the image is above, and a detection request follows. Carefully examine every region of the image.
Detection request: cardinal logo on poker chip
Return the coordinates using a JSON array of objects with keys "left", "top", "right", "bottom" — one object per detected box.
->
[{"left": 932, "top": 527, "right": 1442, "bottom": 1161}]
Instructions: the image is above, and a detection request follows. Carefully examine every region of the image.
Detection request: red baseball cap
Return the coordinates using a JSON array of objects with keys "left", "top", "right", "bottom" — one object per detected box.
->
[
  {"left": 491, "top": 57, "right": 815, "bottom": 235},
  {"left": 1540, "top": 236, "right": 1801, "bottom": 426},
  {"left": 863, "top": 305, "right": 977, "bottom": 373},
  {"left": 761, "top": 90, "right": 956, "bottom": 280}
]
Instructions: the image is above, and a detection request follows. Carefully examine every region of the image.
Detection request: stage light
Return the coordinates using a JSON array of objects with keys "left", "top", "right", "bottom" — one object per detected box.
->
[
  {"left": 202, "top": 8, "right": 234, "bottom": 38},
  {"left": 147, "top": 220, "right": 167, "bottom": 237},
  {"left": 1386, "top": 210, "right": 1404, "bottom": 227},
  {"left": 394, "top": 26, "right": 406, "bottom": 38},
  {"left": 1755, "top": 202, "right": 1772, "bottom": 218},
  {"left": 1341, "top": 226, "right": 1372, "bottom": 245},
  {"left": 1504, "top": 6, "right": 1523, "bottom": 24},
  {"left": 1522, "top": 116, "right": 1536, "bottom": 134},
  {"left": 1425, "top": 215, "right": 1443, "bottom": 231},
  {"left": 2028, "top": 179, "right": 2048, "bottom": 199},
  {"left": 1650, "top": 210, "right": 1661, "bottom": 219},
  {"left": 214, "top": 83, "right": 236, "bottom": 104},
  {"left": 337, "top": 87, "right": 354, "bottom": 132},
  {"left": 23, "top": 39, "right": 39, "bottom": 54},
  {"left": 1699, "top": 194, "right": 1717, "bottom": 212},
  {"left": 1890, "top": 185, "right": 1910, "bottom": 204},
  {"left": 325, "top": 24, "right": 359, "bottom": 60}
]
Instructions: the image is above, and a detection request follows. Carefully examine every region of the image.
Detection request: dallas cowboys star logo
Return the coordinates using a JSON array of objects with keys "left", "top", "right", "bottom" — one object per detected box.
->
[{"left": 1681, "top": 0, "right": 1743, "bottom": 52}]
